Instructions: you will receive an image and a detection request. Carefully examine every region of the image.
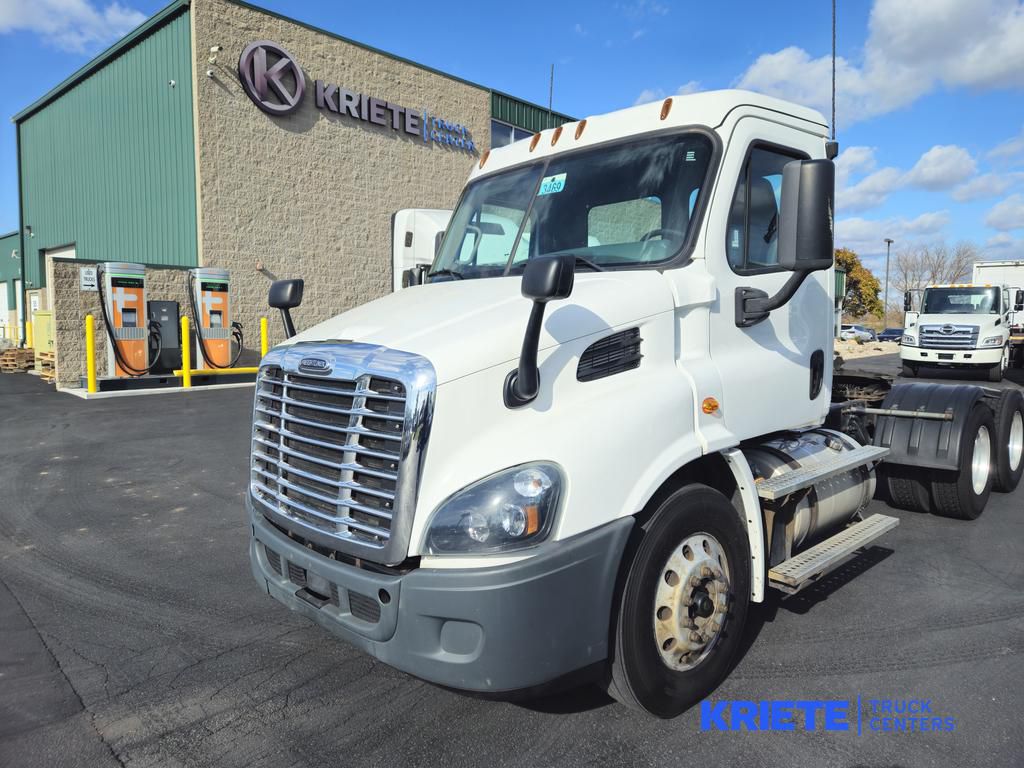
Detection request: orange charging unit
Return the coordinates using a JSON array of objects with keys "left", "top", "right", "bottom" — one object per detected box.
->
[
  {"left": 102, "top": 263, "right": 148, "bottom": 376},
  {"left": 189, "top": 267, "right": 233, "bottom": 368}
]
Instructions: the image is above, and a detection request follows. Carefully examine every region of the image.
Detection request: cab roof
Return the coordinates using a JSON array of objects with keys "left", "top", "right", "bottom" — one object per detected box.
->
[{"left": 470, "top": 89, "right": 829, "bottom": 181}]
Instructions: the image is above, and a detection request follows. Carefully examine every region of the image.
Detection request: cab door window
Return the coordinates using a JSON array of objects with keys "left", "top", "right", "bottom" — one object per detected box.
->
[{"left": 726, "top": 145, "right": 806, "bottom": 273}]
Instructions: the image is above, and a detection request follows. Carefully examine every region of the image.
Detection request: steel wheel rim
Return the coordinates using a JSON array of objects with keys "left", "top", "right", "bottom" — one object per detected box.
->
[
  {"left": 653, "top": 532, "right": 731, "bottom": 671},
  {"left": 1009, "top": 411, "right": 1024, "bottom": 473},
  {"left": 972, "top": 425, "right": 992, "bottom": 495}
]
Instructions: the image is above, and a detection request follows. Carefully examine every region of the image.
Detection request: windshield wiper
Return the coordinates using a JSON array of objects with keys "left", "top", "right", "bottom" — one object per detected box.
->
[
  {"left": 564, "top": 254, "right": 606, "bottom": 272},
  {"left": 426, "top": 268, "right": 464, "bottom": 281}
]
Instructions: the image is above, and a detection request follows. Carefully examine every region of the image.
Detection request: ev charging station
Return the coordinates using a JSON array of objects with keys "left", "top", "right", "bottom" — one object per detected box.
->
[
  {"left": 101, "top": 263, "right": 148, "bottom": 376},
  {"left": 188, "top": 267, "right": 240, "bottom": 369}
]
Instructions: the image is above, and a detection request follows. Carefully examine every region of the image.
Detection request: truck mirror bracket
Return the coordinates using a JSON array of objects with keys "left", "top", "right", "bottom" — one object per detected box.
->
[{"left": 735, "top": 271, "right": 811, "bottom": 328}]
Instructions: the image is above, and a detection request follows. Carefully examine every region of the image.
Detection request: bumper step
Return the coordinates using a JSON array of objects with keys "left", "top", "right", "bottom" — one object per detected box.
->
[
  {"left": 768, "top": 513, "right": 900, "bottom": 594},
  {"left": 755, "top": 445, "right": 890, "bottom": 500}
]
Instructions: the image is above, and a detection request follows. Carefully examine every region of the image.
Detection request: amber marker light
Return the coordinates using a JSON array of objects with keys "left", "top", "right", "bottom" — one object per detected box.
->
[
  {"left": 575, "top": 119, "right": 587, "bottom": 139},
  {"left": 529, "top": 132, "right": 542, "bottom": 151},
  {"left": 660, "top": 97, "right": 673, "bottom": 120},
  {"left": 479, "top": 149, "right": 490, "bottom": 169},
  {"left": 551, "top": 125, "right": 563, "bottom": 145},
  {"left": 702, "top": 397, "right": 720, "bottom": 414}
]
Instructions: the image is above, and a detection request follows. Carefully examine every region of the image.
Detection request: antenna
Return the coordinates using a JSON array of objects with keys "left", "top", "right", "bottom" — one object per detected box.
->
[
  {"left": 831, "top": 0, "right": 837, "bottom": 141},
  {"left": 548, "top": 63, "right": 555, "bottom": 127}
]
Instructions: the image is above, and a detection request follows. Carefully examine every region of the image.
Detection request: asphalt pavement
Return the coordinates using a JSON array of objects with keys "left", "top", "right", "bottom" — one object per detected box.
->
[{"left": 1, "top": 366, "right": 1022, "bottom": 768}]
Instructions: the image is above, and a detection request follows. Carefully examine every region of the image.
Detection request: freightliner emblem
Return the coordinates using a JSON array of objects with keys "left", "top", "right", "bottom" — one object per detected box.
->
[{"left": 298, "top": 357, "right": 331, "bottom": 375}]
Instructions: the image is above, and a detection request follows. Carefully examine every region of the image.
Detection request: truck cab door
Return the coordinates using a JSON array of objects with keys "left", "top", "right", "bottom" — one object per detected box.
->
[{"left": 704, "top": 118, "right": 833, "bottom": 437}]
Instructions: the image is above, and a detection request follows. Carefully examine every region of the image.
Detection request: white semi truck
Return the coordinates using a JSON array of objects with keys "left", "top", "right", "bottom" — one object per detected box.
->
[
  {"left": 901, "top": 261, "right": 1024, "bottom": 381},
  {"left": 249, "top": 91, "right": 1024, "bottom": 717}
]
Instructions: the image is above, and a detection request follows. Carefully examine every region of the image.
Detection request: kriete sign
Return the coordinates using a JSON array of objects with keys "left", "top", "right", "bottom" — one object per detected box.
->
[{"left": 238, "top": 41, "right": 476, "bottom": 153}]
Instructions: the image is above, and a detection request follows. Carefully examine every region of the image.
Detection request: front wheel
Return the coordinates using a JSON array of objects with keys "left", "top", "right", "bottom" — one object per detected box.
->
[
  {"left": 605, "top": 485, "right": 750, "bottom": 717},
  {"left": 987, "top": 346, "right": 1010, "bottom": 382},
  {"left": 902, "top": 362, "right": 918, "bottom": 378}
]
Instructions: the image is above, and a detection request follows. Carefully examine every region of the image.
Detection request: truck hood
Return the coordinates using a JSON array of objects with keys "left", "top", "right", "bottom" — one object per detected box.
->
[
  {"left": 911, "top": 313, "right": 1001, "bottom": 328},
  {"left": 285, "top": 271, "right": 675, "bottom": 384}
]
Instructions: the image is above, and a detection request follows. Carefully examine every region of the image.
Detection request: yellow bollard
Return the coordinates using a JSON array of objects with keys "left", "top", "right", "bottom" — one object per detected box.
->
[
  {"left": 85, "top": 314, "right": 97, "bottom": 394},
  {"left": 180, "top": 316, "right": 191, "bottom": 389},
  {"left": 260, "top": 316, "right": 268, "bottom": 358},
  {"left": 26, "top": 320, "right": 33, "bottom": 350}
]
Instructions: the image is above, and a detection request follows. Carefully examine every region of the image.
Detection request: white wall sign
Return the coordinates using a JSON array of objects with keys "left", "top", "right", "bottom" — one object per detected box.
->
[{"left": 80, "top": 266, "right": 98, "bottom": 292}]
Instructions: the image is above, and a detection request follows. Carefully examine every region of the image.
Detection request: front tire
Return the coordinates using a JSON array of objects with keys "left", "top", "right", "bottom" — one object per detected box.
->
[
  {"left": 902, "top": 362, "right": 918, "bottom": 378},
  {"left": 930, "top": 403, "right": 996, "bottom": 519},
  {"left": 988, "top": 346, "right": 1009, "bottom": 382},
  {"left": 605, "top": 485, "right": 750, "bottom": 718}
]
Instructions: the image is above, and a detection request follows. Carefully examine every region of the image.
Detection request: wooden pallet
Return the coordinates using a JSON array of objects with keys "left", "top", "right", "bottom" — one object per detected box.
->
[
  {"left": 38, "top": 350, "right": 55, "bottom": 383},
  {"left": 0, "top": 348, "right": 35, "bottom": 373}
]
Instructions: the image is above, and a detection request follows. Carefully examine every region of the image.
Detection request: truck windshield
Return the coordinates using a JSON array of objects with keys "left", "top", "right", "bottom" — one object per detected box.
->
[
  {"left": 429, "top": 132, "right": 714, "bottom": 280},
  {"left": 922, "top": 287, "right": 1000, "bottom": 315}
]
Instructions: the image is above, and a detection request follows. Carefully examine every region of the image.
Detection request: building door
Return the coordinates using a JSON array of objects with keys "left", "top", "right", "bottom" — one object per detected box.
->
[{"left": 0, "top": 282, "right": 8, "bottom": 340}]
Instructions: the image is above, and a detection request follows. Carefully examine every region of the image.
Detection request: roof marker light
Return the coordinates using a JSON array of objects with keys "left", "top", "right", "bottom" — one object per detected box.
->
[
  {"left": 575, "top": 119, "right": 587, "bottom": 139},
  {"left": 551, "top": 125, "right": 563, "bottom": 146},
  {"left": 529, "top": 133, "right": 542, "bottom": 152},
  {"left": 660, "top": 97, "right": 673, "bottom": 120},
  {"left": 479, "top": 149, "right": 490, "bottom": 169}
]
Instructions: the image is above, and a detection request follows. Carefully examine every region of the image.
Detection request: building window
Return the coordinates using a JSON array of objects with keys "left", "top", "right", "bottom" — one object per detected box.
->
[{"left": 490, "top": 119, "right": 534, "bottom": 148}]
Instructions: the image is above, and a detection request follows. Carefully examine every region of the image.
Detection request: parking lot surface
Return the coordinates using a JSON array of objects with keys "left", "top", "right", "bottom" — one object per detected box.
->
[{"left": 1, "top": 370, "right": 1022, "bottom": 768}]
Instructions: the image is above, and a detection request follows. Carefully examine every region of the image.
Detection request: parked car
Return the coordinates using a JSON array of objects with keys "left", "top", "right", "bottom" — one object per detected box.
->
[
  {"left": 878, "top": 327, "right": 904, "bottom": 342},
  {"left": 840, "top": 324, "right": 874, "bottom": 342}
]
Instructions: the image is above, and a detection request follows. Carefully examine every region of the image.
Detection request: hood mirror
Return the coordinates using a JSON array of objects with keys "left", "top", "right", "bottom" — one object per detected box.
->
[{"left": 268, "top": 279, "right": 304, "bottom": 339}]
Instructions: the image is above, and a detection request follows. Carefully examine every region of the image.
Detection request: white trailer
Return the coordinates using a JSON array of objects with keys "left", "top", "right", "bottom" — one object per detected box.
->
[
  {"left": 252, "top": 91, "right": 1024, "bottom": 717},
  {"left": 391, "top": 209, "right": 451, "bottom": 291},
  {"left": 974, "top": 260, "right": 1024, "bottom": 366}
]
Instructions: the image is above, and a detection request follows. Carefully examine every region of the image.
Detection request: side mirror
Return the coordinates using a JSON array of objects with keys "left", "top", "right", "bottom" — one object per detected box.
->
[
  {"left": 1015, "top": 289, "right": 1023, "bottom": 311},
  {"left": 268, "top": 279, "right": 304, "bottom": 339},
  {"left": 735, "top": 159, "right": 834, "bottom": 327},
  {"left": 777, "top": 159, "right": 835, "bottom": 273},
  {"left": 904, "top": 291, "right": 912, "bottom": 312},
  {"left": 504, "top": 255, "right": 575, "bottom": 408},
  {"left": 434, "top": 230, "right": 445, "bottom": 257},
  {"left": 401, "top": 264, "right": 429, "bottom": 289}
]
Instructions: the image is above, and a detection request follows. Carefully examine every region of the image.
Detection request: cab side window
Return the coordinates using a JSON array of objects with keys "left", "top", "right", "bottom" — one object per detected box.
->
[{"left": 726, "top": 145, "right": 806, "bottom": 272}]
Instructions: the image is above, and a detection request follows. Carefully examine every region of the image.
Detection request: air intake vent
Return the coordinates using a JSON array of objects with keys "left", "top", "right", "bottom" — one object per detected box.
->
[{"left": 577, "top": 328, "right": 643, "bottom": 382}]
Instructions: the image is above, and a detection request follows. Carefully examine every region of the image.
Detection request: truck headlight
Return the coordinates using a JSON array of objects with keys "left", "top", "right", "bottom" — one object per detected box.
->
[
  {"left": 424, "top": 463, "right": 563, "bottom": 555},
  {"left": 901, "top": 334, "right": 917, "bottom": 346},
  {"left": 981, "top": 336, "right": 1004, "bottom": 347}
]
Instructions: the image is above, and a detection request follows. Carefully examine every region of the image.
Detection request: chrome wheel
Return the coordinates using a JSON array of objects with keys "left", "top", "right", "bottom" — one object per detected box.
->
[
  {"left": 653, "top": 532, "right": 731, "bottom": 671},
  {"left": 971, "top": 425, "right": 992, "bottom": 495},
  {"left": 1009, "top": 411, "right": 1024, "bottom": 474}
]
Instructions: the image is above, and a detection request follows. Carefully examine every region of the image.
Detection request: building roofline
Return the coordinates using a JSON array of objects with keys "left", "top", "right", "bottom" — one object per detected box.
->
[
  {"left": 0, "top": 231, "right": 18, "bottom": 240},
  {"left": 226, "top": 0, "right": 573, "bottom": 124},
  {"left": 12, "top": 0, "right": 191, "bottom": 124}
]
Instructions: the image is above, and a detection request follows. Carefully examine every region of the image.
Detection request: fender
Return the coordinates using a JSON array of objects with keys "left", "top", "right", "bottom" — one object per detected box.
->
[
  {"left": 872, "top": 382, "right": 989, "bottom": 471},
  {"left": 722, "top": 448, "right": 766, "bottom": 603}
]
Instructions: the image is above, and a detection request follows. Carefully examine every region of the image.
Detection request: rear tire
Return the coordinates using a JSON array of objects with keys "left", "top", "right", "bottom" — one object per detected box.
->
[
  {"left": 885, "top": 467, "right": 931, "bottom": 512},
  {"left": 605, "top": 485, "right": 750, "bottom": 718},
  {"left": 902, "top": 363, "right": 918, "bottom": 378},
  {"left": 993, "top": 390, "right": 1024, "bottom": 493},
  {"left": 930, "top": 403, "right": 996, "bottom": 520}
]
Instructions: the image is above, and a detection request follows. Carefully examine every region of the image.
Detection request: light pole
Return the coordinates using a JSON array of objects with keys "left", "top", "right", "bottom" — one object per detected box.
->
[{"left": 884, "top": 238, "right": 894, "bottom": 327}]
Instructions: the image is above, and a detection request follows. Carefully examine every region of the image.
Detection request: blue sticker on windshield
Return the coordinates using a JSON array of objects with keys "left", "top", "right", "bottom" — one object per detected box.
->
[{"left": 538, "top": 173, "right": 567, "bottom": 195}]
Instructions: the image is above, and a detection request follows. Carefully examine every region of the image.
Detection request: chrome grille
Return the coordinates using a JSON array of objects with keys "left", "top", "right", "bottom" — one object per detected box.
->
[
  {"left": 919, "top": 324, "right": 979, "bottom": 350},
  {"left": 249, "top": 343, "right": 435, "bottom": 566}
]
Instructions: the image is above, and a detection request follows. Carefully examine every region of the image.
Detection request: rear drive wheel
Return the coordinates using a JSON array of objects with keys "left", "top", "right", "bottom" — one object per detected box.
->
[
  {"left": 902, "top": 363, "right": 918, "bottom": 378},
  {"left": 605, "top": 485, "right": 750, "bottom": 718},
  {"left": 885, "top": 467, "right": 931, "bottom": 512},
  {"left": 930, "top": 403, "right": 996, "bottom": 519},
  {"left": 993, "top": 390, "right": 1024, "bottom": 493}
]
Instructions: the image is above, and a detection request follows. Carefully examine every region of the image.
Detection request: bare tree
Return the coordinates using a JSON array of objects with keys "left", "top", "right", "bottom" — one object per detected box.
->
[{"left": 893, "top": 242, "right": 977, "bottom": 297}]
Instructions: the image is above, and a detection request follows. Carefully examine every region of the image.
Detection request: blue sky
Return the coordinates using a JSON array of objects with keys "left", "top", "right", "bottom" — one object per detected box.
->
[{"left": 2, "top": 0, "right": 1024, "bottom": 279}]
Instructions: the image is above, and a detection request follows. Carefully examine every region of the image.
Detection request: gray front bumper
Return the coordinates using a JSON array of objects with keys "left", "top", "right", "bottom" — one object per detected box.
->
[{"left": 249, "top": 501, "right": 633, "bottom": 692}]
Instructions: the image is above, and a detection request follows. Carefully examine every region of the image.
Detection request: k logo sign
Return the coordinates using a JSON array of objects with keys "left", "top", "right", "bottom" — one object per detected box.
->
[{"left": 238, "top": 41, "right": 305, "bottom": 115}]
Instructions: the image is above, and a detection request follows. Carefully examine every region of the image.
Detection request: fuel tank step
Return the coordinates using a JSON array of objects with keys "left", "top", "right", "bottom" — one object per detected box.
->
[
  {"left": 754, "top": 444, "right": 890, "bottom": 500},
  {"left": 768, "top": 513, "right": 900, "bottom": 594}
]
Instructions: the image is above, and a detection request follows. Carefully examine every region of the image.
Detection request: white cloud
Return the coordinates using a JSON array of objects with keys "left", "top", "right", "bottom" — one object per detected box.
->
[
  {"left": 984, "top": 232, "right": 1024, "bottom": 257},
  {"left": 985, "top": 193, "right": 1024, "bottom": 230},
  {"left": 631, "top": 29, "right": 646, "bottom": 40},
  {"left": 903, "top": 145, "right": 977, "bottom": 190},
  {"left": 836, "top": 211, "right": 951, "bottom": 256},
  {"left": 840, "top": 167, "right": 904, "bottom": 212},
  {"left": 633, "top": 81, "right": 703, "bottom": 106},
  {"left": 735, "top": 0, "right": 1024, "bottom": 127},
  {"left": 0, "top": 0, "right": 145, "bottom": 53},
  {"left": 573, "top": 22, "right": 586, "bottom": 36},
  {"left": 952, "top": 173, "right": 1016, "bottom": 201},
  {"left": 835, "top": 146, "right": 877, "bottom": 190},
  {"left": 988, "top": 126, "right": 1024, "bottom": 165}
]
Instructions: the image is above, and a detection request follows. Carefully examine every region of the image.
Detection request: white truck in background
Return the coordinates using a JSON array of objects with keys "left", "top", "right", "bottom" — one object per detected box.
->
[
  {"left": 901, "top": 262, "right": 1024, "bottom": 381},
  {"left": 250, "top": 91, "right": 1024, "bottom": 717},
  {"left": 391, "top": 209, "right": 451, "bottom": 291}
]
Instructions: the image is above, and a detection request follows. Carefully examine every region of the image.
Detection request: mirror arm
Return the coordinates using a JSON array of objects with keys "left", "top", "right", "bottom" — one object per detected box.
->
[
  {"left": 280, "top": 308, "right": 296, "bottom": 339},
  {"left": 735, "top": 270, "right": 812, "bottom": 328},
  {"left": 504, "top": 301, "right": 546, "bottom": 408}
]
